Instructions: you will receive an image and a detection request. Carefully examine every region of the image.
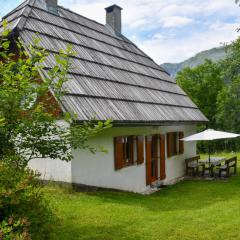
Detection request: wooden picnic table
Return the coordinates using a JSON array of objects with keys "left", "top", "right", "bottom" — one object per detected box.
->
[
  {"left": 199, "top": 157, "right": 226, "bottom": 166},
  {"left": 199, "top": 157, "right": 226, "bottom": 176}
]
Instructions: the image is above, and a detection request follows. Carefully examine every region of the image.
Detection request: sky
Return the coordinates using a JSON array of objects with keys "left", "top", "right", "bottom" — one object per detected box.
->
[{"left": 0, "top": 0, "right": 239, "bottom": 64}]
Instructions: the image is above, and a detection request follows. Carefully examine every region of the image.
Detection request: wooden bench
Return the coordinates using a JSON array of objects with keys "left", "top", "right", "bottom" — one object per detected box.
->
[
  {"left": 219, "top": 156, "right": 237, "bottom": 177},
  {"left": 185, "top": 155, "right": 204, "bottom": 176}
]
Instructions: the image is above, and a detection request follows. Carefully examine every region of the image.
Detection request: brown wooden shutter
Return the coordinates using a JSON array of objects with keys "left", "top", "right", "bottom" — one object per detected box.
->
[
  {"left": 167, "top": 133, "right": 173, "bottom": 158},
  {"left": 179, "top": 132, "right": 184, "bottom": 154},
  {"left": 152, "top": 135, "right": 158, "bottom": 179},
  {"left": 145, "top": 136, "right": 152, "bottom": 185},
  {"left": 160, "top": 134, "right": 166, "bottom": 180},
  {"left": 128, "top": 136, "right": 134, "bottom": 164},
  {"left": 114, "top": 137, "right": 124, "bottom": 170},
  {"left": 173, "top": 132, "right": 178, "bottom": 155},
  {"left": 137, "top": 136, "right": 144, "bottom": 165}
]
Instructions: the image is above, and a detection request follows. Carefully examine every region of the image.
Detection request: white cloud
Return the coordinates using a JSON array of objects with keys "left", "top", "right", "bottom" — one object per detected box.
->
[
  {"left": 152, "top": 33, "right": 166, "bottom": 40},
  {"left": 59, "top": 0, "right": 239, "bottom": 28},
  {"left": 58, "top": 0, "right": 240, "bottom": 64},
  {"left": 134, "top": 21, "right": 239, "bottom": 64},
  {"left": 161, "top": 16, "right": 194, "bottom": 28},
  {"left": 7, "top": 0, "right": 240, "bottom": 63}
]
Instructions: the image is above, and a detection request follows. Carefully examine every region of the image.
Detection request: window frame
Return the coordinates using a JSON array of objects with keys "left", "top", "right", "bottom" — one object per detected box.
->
[
  {"left": 167, "top": 131, "right": 184, "bottom": 158},
  {"left": 114, "top": 135, "right": 144, "bottom": 170}
]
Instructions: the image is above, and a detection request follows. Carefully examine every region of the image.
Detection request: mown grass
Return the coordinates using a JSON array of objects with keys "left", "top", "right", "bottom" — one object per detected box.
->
[{"left": 45, "top": 153, "right": 240, "bottom": 240}]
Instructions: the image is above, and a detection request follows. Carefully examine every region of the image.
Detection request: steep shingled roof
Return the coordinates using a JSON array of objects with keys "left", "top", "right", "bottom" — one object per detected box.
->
[{"left": 0, "top": 0, "right": 208, "bottom": 124}]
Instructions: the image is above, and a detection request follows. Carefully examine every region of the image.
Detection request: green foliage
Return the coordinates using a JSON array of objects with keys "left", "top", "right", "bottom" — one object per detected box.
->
[
  {"left": 0, "top": 24, "right": 111, "bottom": 168},
  {"left": 177, "top": 59, "right": 223, "bottom": 127},
  {"left": 216, "top": 78, "right": 240, "bottom": 132},
  {"left": 176, "top": 37, "right": 240, "bottom": 152},
  {"left": 0, "top": 162, "right": 55, "bottom": 239},
  {"left": 0, "top": 216, "right": 31, "bottom": 240}
]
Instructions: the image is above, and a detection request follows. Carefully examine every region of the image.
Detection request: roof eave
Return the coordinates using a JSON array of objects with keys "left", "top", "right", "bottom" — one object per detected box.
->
[{"left": 74, "top": 119, "right": 209, "bottom": 127}]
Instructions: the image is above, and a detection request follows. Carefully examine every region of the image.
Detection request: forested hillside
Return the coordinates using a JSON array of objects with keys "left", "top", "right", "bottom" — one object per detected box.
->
[{"left": 161, "top": 47, "right": 226, "bottom": 77}]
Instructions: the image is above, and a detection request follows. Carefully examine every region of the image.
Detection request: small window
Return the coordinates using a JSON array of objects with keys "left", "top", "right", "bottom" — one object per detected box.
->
[
  {"left": 123, "top": 136, "right": 134, "bottom": 165},
  {"left": 167, "top": 132, "right": 184, "bottom": 158},
  {"left": 173, "top": 132, "right": 178, "bottom": 155},
  {"left": 114, "top": 135, "right": 144, "bottom": 170}
]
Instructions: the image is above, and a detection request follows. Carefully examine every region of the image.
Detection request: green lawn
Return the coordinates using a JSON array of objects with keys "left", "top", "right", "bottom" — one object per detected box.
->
[{"left": 46, "top": 153, "right": 240, "bottom": 240}]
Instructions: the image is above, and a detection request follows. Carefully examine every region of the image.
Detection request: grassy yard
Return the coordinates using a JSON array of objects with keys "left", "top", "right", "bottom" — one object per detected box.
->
[{"left": 46, "top": 153, "right": 240, "bottom": 240}]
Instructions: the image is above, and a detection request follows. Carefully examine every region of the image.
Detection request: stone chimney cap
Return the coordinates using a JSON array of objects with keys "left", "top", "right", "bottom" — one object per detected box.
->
[{"left": 105, "top": 5, "right": 123, "bottom": 13}]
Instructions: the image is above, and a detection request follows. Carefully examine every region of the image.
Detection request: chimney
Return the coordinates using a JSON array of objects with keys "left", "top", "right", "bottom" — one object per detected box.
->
[
  {"left": 45, "top": 0, "right": 59, "bottom": 15},
  {"left": 105, "top": 5, "right": 123, "bottom": 34}
]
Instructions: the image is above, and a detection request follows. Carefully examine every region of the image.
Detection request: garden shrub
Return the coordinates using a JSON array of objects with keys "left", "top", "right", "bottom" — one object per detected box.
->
[
  {"left": 0, "top": 162, "right": 55, "bottom": 239},
  {"left": 0, "top": 216, "right": 31, "bottom": 240}
]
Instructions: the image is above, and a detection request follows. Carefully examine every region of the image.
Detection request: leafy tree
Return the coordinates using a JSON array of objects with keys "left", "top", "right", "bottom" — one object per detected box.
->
[
  {"left": 216, "top": 37, "right": 240, "bottom": 150},
  {"left": 221, "top": 38, "right": 240, "bottom": 84},
  {"left": 216, "top": 78, "right": 240, "bottom": 132},
  {"left": 176, "top": 59, "right": 223, "bottom": 128},
  {"left": 0, "top": 23, "right": 111, "bottom": 169}
]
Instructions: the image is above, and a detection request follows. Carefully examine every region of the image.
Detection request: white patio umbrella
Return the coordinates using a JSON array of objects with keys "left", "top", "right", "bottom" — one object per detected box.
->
[{"left": 181, "top": 129, "right": 240, "bottom": 164}]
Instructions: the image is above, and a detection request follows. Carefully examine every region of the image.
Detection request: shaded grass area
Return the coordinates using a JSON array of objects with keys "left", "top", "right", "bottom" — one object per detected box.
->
[{"left": 45, "top": 153, "right": 240, "bottom": 240}]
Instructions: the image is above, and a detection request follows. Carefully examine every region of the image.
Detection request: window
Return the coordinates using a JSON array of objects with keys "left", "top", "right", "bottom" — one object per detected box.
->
[
  {"left": 167, "top": 132, "right": 184, "bottom": 158},
  {"left": 123, "top": 136, "right": 134, "bottom": 165},
  {"left": 114, "top": 136, "right": 144, "bottom": 170}
]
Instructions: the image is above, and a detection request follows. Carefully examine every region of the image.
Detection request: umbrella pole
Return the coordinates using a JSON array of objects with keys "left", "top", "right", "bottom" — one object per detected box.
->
[{"left": 208, "top": 141, "right": 211, "bottom": 165}]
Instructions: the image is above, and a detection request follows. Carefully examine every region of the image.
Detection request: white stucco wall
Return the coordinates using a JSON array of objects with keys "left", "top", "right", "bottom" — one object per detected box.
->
[
  {"left": 29, "top": 157, "right": 72, "bottom": 183},
  {"left": 71, "top": 124, "right": 197, "bottom": 193},
  {"left": 28, "top": 120, "right": 72, "bottom": 183},
  {"left": 28, "top": 123, "right": 197, "bottom": 192}
]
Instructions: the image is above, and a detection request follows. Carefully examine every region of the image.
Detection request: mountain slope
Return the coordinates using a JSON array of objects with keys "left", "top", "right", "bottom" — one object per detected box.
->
[{"left": 161, "top": 47, "right": 226, "bottom": 77}]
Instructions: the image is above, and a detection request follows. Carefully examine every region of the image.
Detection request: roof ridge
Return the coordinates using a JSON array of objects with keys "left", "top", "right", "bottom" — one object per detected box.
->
[
  {"left": 2, "top": 0, "right": 29, "bottom": 19},
  {"left": 1, "top": 0, "right": 36, "bottom": 33},
  {"left": 16, "top": 0, "right": 37, "bottom": 31},
  {"left": 58, "top": 5, "right": 106, "bottom": 29}
]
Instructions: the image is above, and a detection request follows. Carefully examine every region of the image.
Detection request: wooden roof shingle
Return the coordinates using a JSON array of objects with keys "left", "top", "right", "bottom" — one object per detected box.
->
[{"left": 1, "top": 0, "right": 208, "bottom": 124}]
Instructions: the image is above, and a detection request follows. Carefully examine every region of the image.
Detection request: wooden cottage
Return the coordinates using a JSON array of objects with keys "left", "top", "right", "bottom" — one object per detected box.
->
[{"left": 1, "top": 0, "right": 208, "bottom": 193}]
